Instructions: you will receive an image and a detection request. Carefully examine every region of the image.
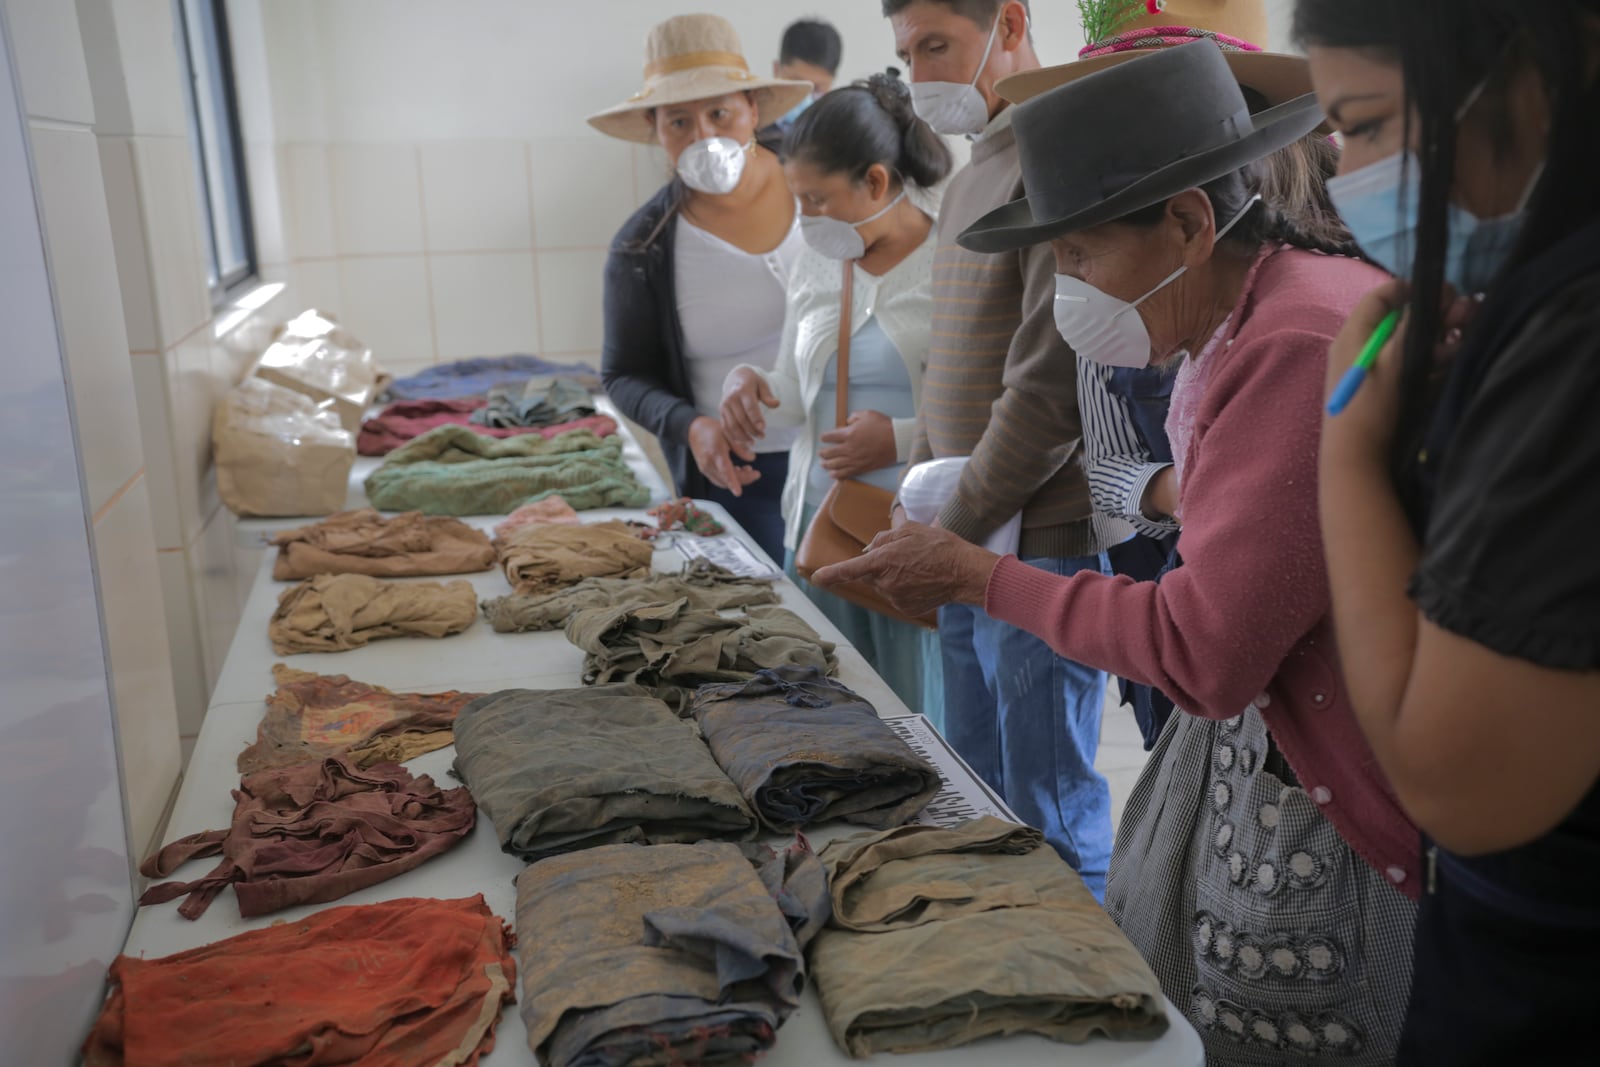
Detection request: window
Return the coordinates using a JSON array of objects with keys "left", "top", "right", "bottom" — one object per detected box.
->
[{"left": 176, "top": 0, "right": 255, "bottom": 299}]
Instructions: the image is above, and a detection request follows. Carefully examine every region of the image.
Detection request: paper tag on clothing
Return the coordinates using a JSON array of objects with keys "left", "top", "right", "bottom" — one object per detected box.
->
[
  {"left": 674, "top": 534, "right": 782, "bottom": 580},
  {"left": 883, "top": 714, "right": 1019, "bottom": 827}
]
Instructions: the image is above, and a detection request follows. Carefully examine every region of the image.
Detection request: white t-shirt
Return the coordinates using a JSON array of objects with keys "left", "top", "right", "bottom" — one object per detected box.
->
[{"left": 674, "top": 212, "right": 803, "bottom": 452}]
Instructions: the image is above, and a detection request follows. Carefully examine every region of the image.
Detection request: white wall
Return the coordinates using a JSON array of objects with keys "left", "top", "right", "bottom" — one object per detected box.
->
[{"left": 234, "top": 1, "right": 1094, "bottom": 375}]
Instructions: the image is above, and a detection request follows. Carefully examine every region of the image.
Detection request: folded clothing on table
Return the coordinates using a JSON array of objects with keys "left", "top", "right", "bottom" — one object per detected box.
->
[
  {"left": 471, "top": 376, "right": 597, "bottom": 429},
  {"left": 492, "top": 495, "right": 581, "bottom": 539},
  {"left": 357, "top": 395, "right": 616, "bottom": 455},
  {"left": 363, "top": 425, "right": 648, "bottom": 515},
  {"left": 495, "top": 518, "right": 652, "bottom": 596},
  {"left": 514, "top": 839, "right": 828, "bottom": 1067},
  {"left": 83, "top": 895, "right": 515, "bottom": 1067},
  {"left": 689, "top": 665, "right": 939, "bottom": 831},
  {"left": 268, "top": 572, "right": 477, "bottom": 654},
  {"left": 566, "top": 599, "right": 837, "bottom": 712},
  {"left": 384, "top": 354, "right": 602, "bottom": 400},
  {"left": 138, "top": 755, "right": 475, "bottom": 920},
  {"left": 809, "top": 816, "right": 1169, "bottom": 1056},
  {"left": 482, "top": 559, "right": 778, "bottom": 633},
  {"left": 237, "top": 664, "right": 479, "bottom": 772},
  {"left": 451, "top": 684, "right": 757, "bottom": 861},
  {"left": 268, "top": 508, "right": 496, "bottom": 580}
]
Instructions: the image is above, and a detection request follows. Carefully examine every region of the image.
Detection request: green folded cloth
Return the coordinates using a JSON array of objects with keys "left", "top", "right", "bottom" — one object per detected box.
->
[{"left": 364, "top": 426, "right": 648, "bottom": 516}]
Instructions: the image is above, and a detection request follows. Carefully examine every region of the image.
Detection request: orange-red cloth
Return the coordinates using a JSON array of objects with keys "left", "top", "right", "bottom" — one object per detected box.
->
[{"left": 82, "top": 895, "right": 516, "bottom": 1067}]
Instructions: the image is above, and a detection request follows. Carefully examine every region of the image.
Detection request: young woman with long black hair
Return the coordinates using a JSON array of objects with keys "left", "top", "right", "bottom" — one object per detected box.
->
[{"left": 1297, "top": 1, "right": 1600, "bottom": 1061}]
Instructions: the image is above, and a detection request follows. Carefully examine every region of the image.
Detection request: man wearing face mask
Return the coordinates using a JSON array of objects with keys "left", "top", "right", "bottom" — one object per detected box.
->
[
  {"left": 760, "top": 18, "right": 842, "bottom": 142},
  {"left": 878, "top": 0, "right": 1123, "bottom": 900},
  {"left": 590, "top": 15, "right": 815, "bottom": 562}
]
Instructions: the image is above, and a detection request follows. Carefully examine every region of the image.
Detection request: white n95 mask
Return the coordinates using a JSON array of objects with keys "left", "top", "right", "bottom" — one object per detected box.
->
[
  {"left": 677, "top": 136, "right": 749, "bottom": 195},
  {"left": 909, "top": 14, "right": 1001, "bottom": 136},
  {"left": 800, "top": 190, "right": 907, "bottom": 260},
  {"left": 1053, "top": 195, "right": 1259, "bottom": 367}
]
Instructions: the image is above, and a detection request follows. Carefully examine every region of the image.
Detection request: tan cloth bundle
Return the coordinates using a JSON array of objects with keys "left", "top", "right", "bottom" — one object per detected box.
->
[
  {"left": 269, "top": 509, "right": 496, "bottom": 580},
  {"left": 809, "top": 817, "right": 1169, "bottom": 1056},
  {"left": 496, "top": 519, "right": 652, "bottom": 596},
  {"left": 269, "top": 573, "right": 478, "bottom": 655},
  {"left": 214, "top": 378, "right": 355, "bottom": 518}
]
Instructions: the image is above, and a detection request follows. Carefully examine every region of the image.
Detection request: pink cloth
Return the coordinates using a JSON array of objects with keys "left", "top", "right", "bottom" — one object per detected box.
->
[
  {"left": 358, "top": 399, "right": 617, "bottom": 456},
  {"left": 985, "top": 247, "right": 1420, "bottom": 898},
  {"left": 492, "top": 497, "right": 582, "bottom": 541},
  {"left": 1164, "top": 309, "right": 1236, "bottom": 509},
  {"left": 1079, "top": 26, "right": 1263, "bottom": 59}
]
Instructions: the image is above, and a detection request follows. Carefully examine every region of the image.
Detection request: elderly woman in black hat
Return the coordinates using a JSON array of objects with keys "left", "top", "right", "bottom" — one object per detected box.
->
[
  {"left": 816, "top": 42, "right": 1419, "bottom": 1063},
  {"left": 590, "top": 14, "right": 814, "bottom": 561}
]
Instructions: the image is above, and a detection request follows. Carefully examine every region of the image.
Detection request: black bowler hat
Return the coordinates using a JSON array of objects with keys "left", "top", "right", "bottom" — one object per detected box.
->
[{"left": 958, "top": 40, "right": 1324, "bottom": 254}]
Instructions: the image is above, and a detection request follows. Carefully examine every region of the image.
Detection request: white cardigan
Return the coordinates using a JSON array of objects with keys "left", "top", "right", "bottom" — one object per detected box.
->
[{"left": 731, "top": 224, "right": 938, "bottom": 550}]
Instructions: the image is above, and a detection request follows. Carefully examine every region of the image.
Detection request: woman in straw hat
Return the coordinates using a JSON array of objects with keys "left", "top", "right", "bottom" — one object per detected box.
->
[
  {"left": 815, "top": 41, "right": 1420, "bottom": 1063},
  {"left": 591, "top": 14, "right": 814, "bottom": 561}
]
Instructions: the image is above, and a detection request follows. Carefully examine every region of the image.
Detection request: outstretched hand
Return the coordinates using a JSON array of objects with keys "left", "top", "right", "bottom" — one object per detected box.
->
[{"left": 811, "top": 522, "right": 999, "bottom": 617}]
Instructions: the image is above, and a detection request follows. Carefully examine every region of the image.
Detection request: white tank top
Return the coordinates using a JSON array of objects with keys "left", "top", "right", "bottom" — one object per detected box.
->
[{"left": 674, "top": 212, "right": 803, "bottom": 452}]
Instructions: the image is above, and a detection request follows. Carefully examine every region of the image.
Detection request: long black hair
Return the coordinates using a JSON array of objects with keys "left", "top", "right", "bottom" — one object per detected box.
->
[
  {"left": 783, "top": 72, "right": 953, "bottom": 190},
  {"left": 1294, "top": 0, "right": 1600, "bottom": 477}
]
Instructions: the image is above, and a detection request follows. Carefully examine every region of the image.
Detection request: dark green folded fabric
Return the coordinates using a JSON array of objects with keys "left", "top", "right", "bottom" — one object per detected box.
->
[
  {"left": 481, "top": 560, "right": 779, "bottom": 633},
  {"left": 450, "top": 684, "right": 756, "bottom": 861},
  {"left": 471, "top": 376, "right": 596, "bottom": 429},
  {"left": 565, "top": 600, "right": 838, "bottom": 712}
]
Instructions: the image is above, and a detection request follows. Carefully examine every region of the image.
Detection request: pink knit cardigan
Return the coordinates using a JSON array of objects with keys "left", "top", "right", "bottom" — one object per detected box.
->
[{"left": 985, "top": 246, "right": 1421, "bottom": 898}]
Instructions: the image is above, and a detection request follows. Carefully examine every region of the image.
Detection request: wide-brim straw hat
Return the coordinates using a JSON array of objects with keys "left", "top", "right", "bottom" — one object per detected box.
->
[
  {"left": 588, "top": 14, "right": 815, "bottom": 144},
  {"left": 997, "top": 0, "right": 1311, "bottom": 110},
  {"left": 958, "top": 41, "right": 1322, "bottom": 255}
]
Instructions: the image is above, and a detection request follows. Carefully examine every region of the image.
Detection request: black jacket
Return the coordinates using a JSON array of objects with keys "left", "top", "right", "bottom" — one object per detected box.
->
[{"left": 600, "top": 180, "right": 710, "bottom": 499}]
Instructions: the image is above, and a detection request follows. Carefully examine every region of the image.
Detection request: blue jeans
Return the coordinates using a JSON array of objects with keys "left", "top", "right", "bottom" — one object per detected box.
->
[
  {"left": 702, "top": 451, "right": 788, "bottom": 565},
  {"left": 940, "top": 553, "right": 1112, "bottom": 899}
]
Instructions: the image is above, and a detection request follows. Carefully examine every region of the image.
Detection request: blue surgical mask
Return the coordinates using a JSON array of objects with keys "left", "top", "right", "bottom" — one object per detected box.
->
[
  {"left": 778, "top": 94, "right": 814, "bottom": 127},
  {"left": 1326, "top": 73, "right": 1543, "bottom": 294}
]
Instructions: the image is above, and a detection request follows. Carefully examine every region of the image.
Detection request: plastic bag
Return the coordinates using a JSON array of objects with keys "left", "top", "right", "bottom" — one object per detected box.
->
[
  {"left": 898, "top": 458, "right": 1022, "bottom": 556},
  {"left": 250, "top": 309, "right": 383, "bottom": 432},
  {"left": 214, "top": 378, "right": 355, "bottom": 517}
]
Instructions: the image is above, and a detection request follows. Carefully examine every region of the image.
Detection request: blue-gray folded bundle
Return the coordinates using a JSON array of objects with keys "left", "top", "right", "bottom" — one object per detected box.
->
[
  {"left": 384, "top": 355, "right": 602, "bottom": 401},
  {"left": 450, "top": 685, "right": 756, "bottom": 861},
  {"left": 471, "top": 375, "right": 597, "bottom": 429},
  {"left": 362, "top": 425, "right": 648, "bottom": 515},
  {"left": 689, "top": 666, "right": 940, "bottom": 832},
  {"left": 514, "top": 839, "right": 828, "bottom": 1067},
  {"left": 808, "top": 817, "right": 1170, "bottom": 1056}
]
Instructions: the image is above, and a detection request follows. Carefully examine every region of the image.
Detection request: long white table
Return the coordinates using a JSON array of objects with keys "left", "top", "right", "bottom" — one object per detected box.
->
[{"left": 133, "top": 415, "right": 1203, "bottom": 1066}]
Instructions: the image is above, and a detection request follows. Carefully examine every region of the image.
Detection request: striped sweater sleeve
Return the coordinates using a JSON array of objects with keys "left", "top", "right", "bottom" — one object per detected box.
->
[
  {"left": 1077, "top": 358, "right": 1179, "bottom": 538},
  {"left": 937, "top": 239, "right": 1083, "bottom": 543}
]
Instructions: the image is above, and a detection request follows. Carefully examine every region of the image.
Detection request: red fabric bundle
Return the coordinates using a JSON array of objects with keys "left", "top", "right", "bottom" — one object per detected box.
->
[
  {"left": 83, "top": 895, "right": 516, "bottom": 1067},
  {"left": 357, "top": 398, "right": 617, "bottom": 455},
  {"left": 138, "top": 756, "right": 474, "bottom": 919}
]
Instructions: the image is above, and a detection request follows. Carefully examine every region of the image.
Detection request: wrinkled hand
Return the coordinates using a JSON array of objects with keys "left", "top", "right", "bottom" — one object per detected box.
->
[
  {"left": 720, "top": 367, "right": 778, "bottom": 452},
  {"left": 688, "top": 416, "right": 761, "bottom": 496},
  {"left": 1323, "top": 281, "right": 1478, "bottom": 461},
  {"left": 819, "top": 410, "right": 897, "bottom": 481},
  {"left": 811, "top": 522, "right": 998, "bottom": 617}
]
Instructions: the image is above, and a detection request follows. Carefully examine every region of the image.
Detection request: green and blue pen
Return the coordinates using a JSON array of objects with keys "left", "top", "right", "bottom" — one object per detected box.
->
[{"left": 1326, "top": 308, "right": 1402, "bottom": 416}]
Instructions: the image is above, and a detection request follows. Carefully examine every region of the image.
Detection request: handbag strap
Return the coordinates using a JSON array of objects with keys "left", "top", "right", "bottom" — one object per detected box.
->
[{"left": 835, "top": 258, "right": 855, "bottom": 426}]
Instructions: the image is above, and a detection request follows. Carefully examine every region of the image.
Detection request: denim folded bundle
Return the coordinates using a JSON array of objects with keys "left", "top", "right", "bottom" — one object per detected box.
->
[
  {"left": 690, "top": 665, "right": 940, "bottom": 831},
  {"left": 513, "top": 839, "right": 829, "bottom": 1067}
]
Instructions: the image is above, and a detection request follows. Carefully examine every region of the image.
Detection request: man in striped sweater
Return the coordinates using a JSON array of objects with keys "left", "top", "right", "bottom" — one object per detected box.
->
[{"left": 885, "top": 0, "right": 1124, "bottom": 898}]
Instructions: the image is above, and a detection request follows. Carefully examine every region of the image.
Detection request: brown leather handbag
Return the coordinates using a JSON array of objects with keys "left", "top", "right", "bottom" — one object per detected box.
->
[{"left": 794, "top": 259, "right": 937, "bottom": 630}]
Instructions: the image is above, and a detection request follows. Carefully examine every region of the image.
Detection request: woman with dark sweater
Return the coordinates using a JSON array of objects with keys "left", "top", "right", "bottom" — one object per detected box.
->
[{"left": 588, "top": 14, "right": 813, "bottom": 561}]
